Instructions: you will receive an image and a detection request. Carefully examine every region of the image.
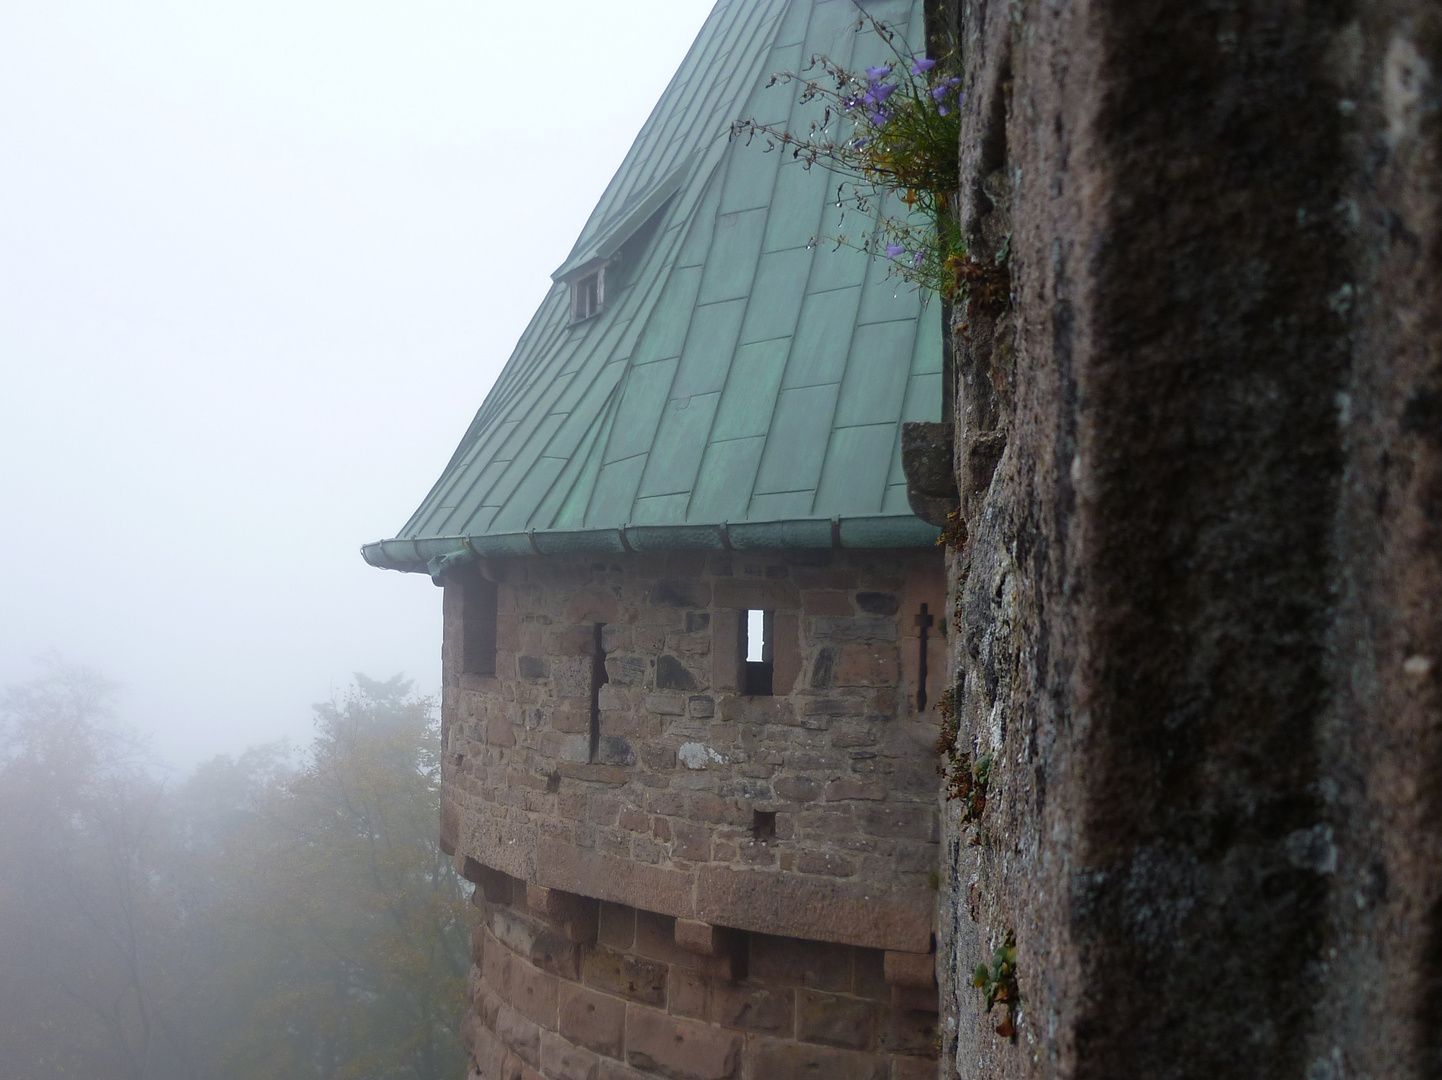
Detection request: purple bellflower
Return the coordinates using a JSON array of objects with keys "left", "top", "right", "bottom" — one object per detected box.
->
[
  {"left": 886, "top": 243, "right": 906, "bottom": 259},
  {"left": 865, "top": 64, "right": 892, "bottom": 82},
  {"left": 911, "top": 58, "right": 937, "bottom": 75}
]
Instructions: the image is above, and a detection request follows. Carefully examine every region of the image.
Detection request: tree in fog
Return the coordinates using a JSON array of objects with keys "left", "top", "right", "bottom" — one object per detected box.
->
[
  {"left": 210, "top": 675, "right": 470, "bottom": 1080},
  {"left": 0, "top": 667, "right": 470, "bottom": 1080},
  {"left": 0, "top": 662, "right": 185, "bottom": 1080}
]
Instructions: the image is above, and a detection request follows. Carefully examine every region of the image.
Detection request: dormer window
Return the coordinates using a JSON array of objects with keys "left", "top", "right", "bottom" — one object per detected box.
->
[{"left": 570, "top": 267, "right": 605, "bottom": 322}]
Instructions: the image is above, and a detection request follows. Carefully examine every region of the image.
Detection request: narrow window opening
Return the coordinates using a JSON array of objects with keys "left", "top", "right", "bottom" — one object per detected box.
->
[
  {"left": 462, "top": 580, "right": 498, "bottom": 676},
  {"left": 589, "top": 623, "right": 608, "bottom": 762},
  {"left": 752, "top": 810, "right": 777, "bottom": 843},
  {"left": 914, "top": 603, "right": 934, "bottom": 712},
  {"left": 742, "top": 609, "right": 774, "bottom": 696}
]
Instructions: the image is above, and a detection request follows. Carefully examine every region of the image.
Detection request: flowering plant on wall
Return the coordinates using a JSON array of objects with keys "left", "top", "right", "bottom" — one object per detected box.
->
[{"left": 731, "top": 11, "right": 970, "bottom": 299}]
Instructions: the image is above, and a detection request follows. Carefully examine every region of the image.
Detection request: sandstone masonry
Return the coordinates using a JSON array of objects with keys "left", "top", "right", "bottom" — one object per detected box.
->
[{"left": 441, "top": 547, "right": 946, "bottom": 1079}]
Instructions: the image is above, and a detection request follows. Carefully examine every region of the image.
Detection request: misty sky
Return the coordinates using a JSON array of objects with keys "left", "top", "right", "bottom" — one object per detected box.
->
[{"left": 0, "top": 0, "right": 716, "bottom": 768}]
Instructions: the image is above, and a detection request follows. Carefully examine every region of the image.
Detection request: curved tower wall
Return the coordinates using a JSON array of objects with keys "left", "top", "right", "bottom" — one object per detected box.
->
[{"left": 441, "top": 546, "right": 944, "bottom": 1079}]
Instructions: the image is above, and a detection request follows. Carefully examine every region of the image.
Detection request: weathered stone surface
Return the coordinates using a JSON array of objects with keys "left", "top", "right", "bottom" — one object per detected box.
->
[
  {"left": 624, "top": 1004, "right": 742, "bottom": 1080},
  {"left": 673, "top": 918, "right": 722, "bottom": 957},
  {"left": 539, "top": 1031, "right": 597, "bottom": 1080},
  {"left": 795, "top": 989, "right": 878, "bottom": 1050},
  {"left": 935, "top": 0, "right": 1442, "bottom": 1076},
  {"left": 881, "top": 950, "right": 934, "bottom": 991},
  {"left": 580, "top": 947, "right": 668, "bottom": 1007},
  {"left": 743, "top": 1037, "right": 888, "bottom": 1080},
  {"left": 900, "top": 421, "right": 960, "bottom": 528},
  {"left": 557, "top": 983, "right": 626, "bottom": 1059},
  {"left": 444, "top": 550, "right": 945, "bottom": 956}
]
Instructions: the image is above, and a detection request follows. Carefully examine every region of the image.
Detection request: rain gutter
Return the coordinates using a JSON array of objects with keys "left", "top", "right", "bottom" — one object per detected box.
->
[{"left": 360, "top": 516, "right": 941, "bottom": 581}]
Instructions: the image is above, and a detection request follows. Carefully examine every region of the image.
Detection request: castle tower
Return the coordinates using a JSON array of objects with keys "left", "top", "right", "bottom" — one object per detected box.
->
[{"left": 363, "top": 2, "right": 947, "bottom": 1076}]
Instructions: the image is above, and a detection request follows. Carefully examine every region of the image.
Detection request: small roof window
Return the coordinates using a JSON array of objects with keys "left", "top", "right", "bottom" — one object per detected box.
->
[{"left": 570, "top": 267, "right": 605, "bottom": 323}]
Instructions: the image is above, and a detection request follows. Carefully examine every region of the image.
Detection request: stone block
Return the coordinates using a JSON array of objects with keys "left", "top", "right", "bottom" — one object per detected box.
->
[
  {"left": 596, "top": 736, "right": 637, "bottom": 766},
  {"left": 712, "top": 579, "right": 800, "bottom": 610},
  {"left": 461, "top": 857, "right": 515, "bottom": 904},
  {"left": 518, "top": 655, "right": 550, "bottom": 680},
  {"left": 890, "top": 1056, "right": 940, "bottom": 1080},
  {"left": 625, "top": 1003, "right": 743, "bottom": 1080},
  {"left": 663, "top": 963, "right": 709, "bottom": 1015},
  {"left": 526, "top": 885, "right": 600, "bottom": 945},
  {"left": 706, "top": 979, "right": 794, "bottom": 1034},
  {"left": 597, "top": 1061, "right": 651, "bottom": 1080},
  {"left": 540, "top": 1030, "right": 599, "bottom": 1080},
  {"left": 605, "top": 656, "right": 648, "bottom": 687},
  {"left": 810, "top": 646, "right": 838, "bottom": 689},
  {"left": 649, "top": 579, "right": 711, "bottom": 607},
  {"left": 491, "top": 906, "right": 582, "bottom": 979},
  {"left": 796, "top": 988, "right": 878, "bottom": 1050},
  {"left": 495, "top": 1003, "right": 542, "bottom": 1068},
  {"left": 806, "top": 590, "right": 855, "bottom": 616},
  {"left": 674, "top": 918, "right": 723, "bottom": 956},
  {"left": 810, "top": 617, "right": 897, "bottom": 643},
  {"left": 876, "top": 1005, "right": 938, "bottom": 1056},
  {"left": 743, "top": 1036, "right": 887, "bottom": 1080},
  {"left": 835, "top": 644, "right": 900, "bottom": 687},
  {"left": 655, "top": 655, "right": 701, "bottom": 691},
  {"left": 882, "top": 951, "right": 935, "bottom": 990},
  {"left": 556, "top": 762, "right": 630, "bottom": 786},
  {"left": 854, "top": 592, "right": 900, "bottom": 616},
  {"left": 824, "top": 778, "right": 887, "bottom": 801},
  {"left": 483, "top": 931, "right": 514, "bottom": 998},
  {"left": 890, "top": 984, "right": 940, "bottom": 1013},
  {"left": 552, "top": 655, "right": 595, "bottom": 699},
  {"left": 477, "top": 984, "right": 505, "bottom": 1029},
  {"left": 859, "top": 804, "right": 935, "bottom": 839},
  {"left": 510, "top": 957, "right": 561, "bottom": 1029},
  {"left": 773, "top": 612, "right": 802, "bottom": 694},
  {"left": 565, "top": 591, "right": 618, "bottom": 624},
  {"left": 558, "top": 982, "right": 627, "bottom": 1059},
  {"left": 671, "top": 819, "right": 711, "bottom": 861},
  {"left": 797, "top": 851, "right": 857, "bottom": 877},
  {"left": 581, "top": 947, "right": 668, "bottom": 1007},
  {"left": 711, "top": 609, "right": 743, "bottom": 693},
  {"left": 773, "top": 776, "right": 822, "bottom": 803},
  {"left": 550, "top": 702, "right": 592, "bottom": 734},
  {"left": 644, "top": 693, "right": 688, "bottom": 715}
]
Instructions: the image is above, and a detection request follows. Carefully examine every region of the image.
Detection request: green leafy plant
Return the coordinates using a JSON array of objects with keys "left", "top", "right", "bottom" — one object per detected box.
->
[
  {"left": 935, "top": 685, "right": 991, "bottom": 820},
  {"left": 731, "top": 10, "right": 972, "bottom": 298},
  {"left": 972, "top": 929, "right": 1019, "bottom": 1038}
]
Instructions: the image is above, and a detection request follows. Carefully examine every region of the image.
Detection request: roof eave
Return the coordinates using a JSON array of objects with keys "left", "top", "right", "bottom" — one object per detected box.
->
[{"left": 361, "top": 515, "right": 942, "bottom": 579}]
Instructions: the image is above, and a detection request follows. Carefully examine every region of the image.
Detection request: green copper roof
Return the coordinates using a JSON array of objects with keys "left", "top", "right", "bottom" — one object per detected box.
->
[{"left": 364, "top": 0, "right": 942, "bottom": 576}]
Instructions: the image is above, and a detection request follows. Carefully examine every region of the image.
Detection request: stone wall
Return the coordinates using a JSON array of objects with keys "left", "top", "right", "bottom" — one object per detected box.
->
[
  {"left": 440, "top": 547, "right": 945, "bottom": 954},
  {"left": 438, "top": 545, "right": 947, "bottom": 1078},
  {"left": 459, "top": 866, "right": 939, "bottom": 1080},
  {"left": 932, "top": 0, "right": 1442, "bottom": 1076}
]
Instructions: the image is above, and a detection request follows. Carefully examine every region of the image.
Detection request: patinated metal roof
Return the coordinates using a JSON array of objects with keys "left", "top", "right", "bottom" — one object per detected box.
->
[{"left": 364, "top": 0, "right": 941, "bottom": 576}]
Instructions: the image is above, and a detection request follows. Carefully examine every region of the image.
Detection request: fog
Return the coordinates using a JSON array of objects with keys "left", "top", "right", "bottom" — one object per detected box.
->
[{"left": 0, "top": 0, "right": 715, "bottom": 767}]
